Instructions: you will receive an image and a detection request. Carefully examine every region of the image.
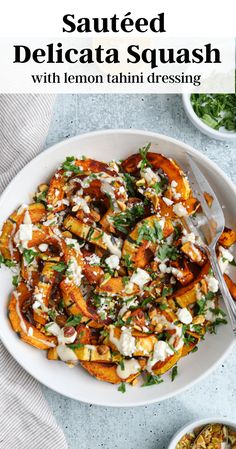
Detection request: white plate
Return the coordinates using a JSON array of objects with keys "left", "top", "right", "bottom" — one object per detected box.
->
[
  {"left": 168, "top": 417, "right": 236, "bottom": 449},
  {"left": 0, "top": 129, "right": 235, "bottom": 407}
]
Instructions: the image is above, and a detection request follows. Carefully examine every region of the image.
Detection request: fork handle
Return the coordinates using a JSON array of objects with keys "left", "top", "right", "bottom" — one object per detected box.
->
[{"left": 207, "top": 250, "right": 236, "bottom": 336}]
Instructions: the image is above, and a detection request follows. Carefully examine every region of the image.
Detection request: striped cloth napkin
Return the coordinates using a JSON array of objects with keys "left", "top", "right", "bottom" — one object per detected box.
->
[{"left": 0, "top": 95, "right": 68, "bottom": 449}]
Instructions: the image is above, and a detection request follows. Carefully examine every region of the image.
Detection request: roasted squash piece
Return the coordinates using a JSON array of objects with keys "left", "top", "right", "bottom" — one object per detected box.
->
[
  {"left": 218, "top": 227, "right": 236, "bottom": 248},
  {"left": 81, "top": 359, "right": 145, "bottom": 384},
  {"left": 60, "top": 279, "right": 98, "bottom": 320},
  {"left": 47, "top": 169, "right": 66, "bottom": 213},
  {"left": 8, "top": 283, "right": 56, "bottom": 350},
  {"left": 152, "top": 348, "right": 182, "bottom": 375},
  {"left": 95, "top": 277, "right": 139, "bottom": 296},
  {"left": 121, "top": 152, "right": 190, "bottom": 201},
  {"left": 182, "top": 331, "right": 200, "bottom": 356},
  {"left": 181, "top": 242, "right": 207, "bottom": 266},
  {"left": 224, "top": 274, "right": 236, "bottom": 300},
  {"left": 174, "top": 261, "right": 210, "bottom": 307},
  {"left": 33, "top": 262, "right": 57, "bottom": 325}
]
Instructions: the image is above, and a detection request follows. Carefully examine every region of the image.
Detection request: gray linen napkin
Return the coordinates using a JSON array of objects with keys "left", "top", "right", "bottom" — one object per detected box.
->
[{"left": 0, "top": 94, "right": 68, "bottom": 449}]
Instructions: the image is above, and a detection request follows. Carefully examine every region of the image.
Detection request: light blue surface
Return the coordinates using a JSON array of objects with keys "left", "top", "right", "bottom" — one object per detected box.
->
[{"left": 43, "top": 94, "right": 236, "bottom": 449}]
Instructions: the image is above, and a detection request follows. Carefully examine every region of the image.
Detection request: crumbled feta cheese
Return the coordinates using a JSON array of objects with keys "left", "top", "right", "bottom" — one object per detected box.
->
[
  {"left": 171, "top": 180, "right": 178, "bottom": 188},
  {"left": 141, "top": 167, "right": 160, "bottom": 186},
  {"left": 102, "top": 233, "right": 122, "bottom": 258},
  {"left": 181, "top": 231, "right": 196, "bottom": 244},
  {"left": 205, "top": 299, "right": 216, "bottom": 322},
  {"left": 218, "top": 246, "right": 234, "bottom": 274},
  {"left": 38, "top": 243, "right": 48, "bottom": 252},
  {"left": 162, "top": 197, "right": 174, "bottom": 206},
  {"left": 109, "top": 326, "right": 136, "bottom": 357},
  {"left": 177, "top": 308, "right": 192, "bottom": 324},
  {"left": 57, "top": 345, "right": 78, "bottom": 362},
  {"left": 72, "top": 195, "right": 90, "bottom": 213},
  {"left": 105, "top": 254, "right": 120, "bottom": 270},
  {"left": 205, "top": 274, "right": 219, "bottom": 293},
  {"left": 86, "top": 254, "right": 101, "bottom": 265},
  {"left": 173, "top": 203, "right": 188, "bottom": 217},
  {"left": 130, "top": 268, "right": 151, "bottom": 289},
  {"left": 67, "top": 258, "right": 82, "bottom": 286}
]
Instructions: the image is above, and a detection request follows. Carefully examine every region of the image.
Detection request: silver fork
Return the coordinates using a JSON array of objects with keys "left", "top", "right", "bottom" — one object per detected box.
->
[{"left": 184, "top": 153, "right": 236, "bottom": 336}]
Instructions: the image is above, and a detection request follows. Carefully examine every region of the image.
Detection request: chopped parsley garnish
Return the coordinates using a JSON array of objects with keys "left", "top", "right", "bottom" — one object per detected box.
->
[
  {"left": 61, "top": 157, "right": 83, "bottom": 174},
  {"left": 0, "top": 254, "right": 17, "bottom": 269},
  {"left": 65, "top": 314, "right": 82, "bottom": 327},
  {"left": 47, "top": 309, "right": 57, "bottom": 320},
  {"left": 171, "top": 365, "right": 178, "bottom": 382},
  {"left": 207, "top": 317, "right": 227, "bottom": 334},
  {"left": 52, "top": 262, "right": 67, "bottom": 273},
  {"left": 156, "top": 244, "right": 178, "bottom": 261},
  {"left": 12, "top": 275, "right": 20, "bottom": 287},
  {"left": 112, "top": 204, "right": 144, "bottom": 235},
  {"left": 68, "top": 342, "right": 84, "bottom": 350},
  {"left": 197, "top": 291, "right": 214, "bottom": 315},
  {"left": 35, "top": 189, "right": 48, "bottom": 204},
  {"left": 123, "top": 173, "right": 136, "bottom": 196},
  {"left": 191, "top": 89, "right": 236, "bottom": 132},
  {"left": 23, "top": 249, "right": 38, "bottom": 265},
  {"left": 159, "top": 303, "right": 168, "bottom": 310},
  {"left": 229, "top": 259, "right": 236, "bottom": 267},
  {"left": 118, "top": 382, "right": 126, "bottom": 393},
  {"left": 139, "top": 142, "right": 152, "bottom": 170},
  {"left": 123, "top": 254, "right": 134, "bottom": 269},
  {"left": 142, "top": 374, "right": 163, "bottom": 387},
  {"left": 162, "top": 287, "right": 173, "bottom": 297},
  {"left": 119, "top": 359, "right": 125, "bottom": 371},
  {"left": 137, "top": 219, "right": 163, "bottom": 244}
]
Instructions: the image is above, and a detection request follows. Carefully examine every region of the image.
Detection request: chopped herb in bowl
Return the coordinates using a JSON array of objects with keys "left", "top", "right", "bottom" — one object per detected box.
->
[{"left": 190, "top": 91, "right": 236, "bottom": 132}]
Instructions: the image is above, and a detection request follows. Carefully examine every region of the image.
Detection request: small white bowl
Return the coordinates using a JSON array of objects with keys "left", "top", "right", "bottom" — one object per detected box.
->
[
  {"left": 168, "top": 417, "right": 236, "bottom": 449},
  {"left": 182, "top": 93, "right": 236, "bottom": 141}
]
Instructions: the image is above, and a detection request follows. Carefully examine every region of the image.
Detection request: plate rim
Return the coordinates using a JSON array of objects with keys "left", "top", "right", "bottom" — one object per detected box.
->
[{"left": 0, "top": 128, "right": 235, "bottom": 407}]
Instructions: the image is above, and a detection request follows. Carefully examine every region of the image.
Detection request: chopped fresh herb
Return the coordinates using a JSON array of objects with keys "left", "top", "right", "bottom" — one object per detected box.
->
[
  {"left": 0, "top": 254, "right": 17, "bottom": 269},
  {"left": 112, "top": 205, "right": 144, "bottom": 235},
  {"left": 119, "top": 359, "right": 125, "bottom": 371},
  {"left": 35, "top": 189, "right": 48, "bottom": 204},
  {"left": 68, "top": 342, "right": 84, "bottom": 349},
  {"left": 142, "top": 374, "right": 163, "bottom": 387},
  {"left": 139, "top": 142, "right": 152, "bottom": 170},
  {"left": 207, "top": 318, "right": 227, "bottom": 334},
  {"left": 173, "top": 225, "right": 182, "bottom": 241},
  {"left": 65, "top": 314, "right": 82, "bottom": 327},
  {"left": 52, "top": 262, "right": 67, "bottom": 273},
  {"left": 229, "top": 259, "right": 236, "bottom": 267},
  {"left": 123, "top": 254, "right": 134, "bottom": 269},
  {"left": 141, "top": 296, "right": 154, "bottom": 307},
  {"left": 123, "top": 173, "right": 136, "bottom": 196},
  {"left": 171, "top": 365, "right": 178, "bottom": 382},
  {"left": 23, "top": 249, "right": 38, "bottom": 265},
  {"left": 197, "top": 291, "right": 214, "bottom": 314},
  {"left": 157, "top": 244, "right": 178, "bottom": 261},
  {"left": 159, "top": 303, "right": 168, "bottom": 310},
  {"left": 191, "top": 88, "right": 236, "bottom": 132},
  {"left": 118, "top": 382, "right": 126, "bottom": 393},
  {"left": 122, "top": 276, "right": 130, "bottom": 285},
  {"left": 58, "top": 300, "right": 65, "bottom": 311},
  {"left": 183, "top": 333, "right": 196, "bottom": 346},
  {"left": 190, "top": 346, "right": 198, "bottom": 353},
  {"left": 12, "top": 275, "right": 20, "bottom": 287},
  {"left": 61, "top": 157, "right": 83, "bottom": 174},
  {"left": 162, "top": 287, "right": 173, "bottom": 297},
  {"left": 153, "top": 177, "right": 168, "bottom": 195},
  {"left": 48, "top": 309, "right": 57, "bottom": 320},
  {"left": 190, "top": 324, "right": 202, "bottom": 334},
  {"left": 137, "top": 219, "right": 163, "bottom": 245},
  {"left": 209, "top": 307, "right": 226, "bottom": 317}
]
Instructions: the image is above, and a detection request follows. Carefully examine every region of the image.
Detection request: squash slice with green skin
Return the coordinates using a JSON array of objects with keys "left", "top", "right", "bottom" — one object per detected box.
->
[
  {"left": 81, "top": 359, "right": 146, "bottom": 384},
  {"left": 0, "top": 203, "right": 46, "bottom": 260},
  {"left": 152, "top": 348, "right": 182, "bottom": 375},
  {"left": 8, "top": 282, "right": 56, "bottom": 350}
]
